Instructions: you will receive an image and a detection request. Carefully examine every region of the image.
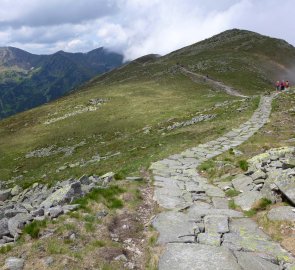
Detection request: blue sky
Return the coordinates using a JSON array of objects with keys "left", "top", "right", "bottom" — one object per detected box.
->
[{"left": 0, "top": 0, "right": 294, "bottom": 60}]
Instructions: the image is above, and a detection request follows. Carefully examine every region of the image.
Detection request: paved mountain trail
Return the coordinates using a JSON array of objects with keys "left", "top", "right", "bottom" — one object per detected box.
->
[
  {"left": 150, "top": 93, "right": 295, "bottom": 269},
  {"left": 180, "top": 67, "right": 248, "bottom": 98}
]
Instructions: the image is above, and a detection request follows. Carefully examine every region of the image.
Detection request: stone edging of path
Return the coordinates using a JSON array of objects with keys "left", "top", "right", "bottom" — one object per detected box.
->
[{"left": 150, "top": 93, "right": 295, "bottom": 270}]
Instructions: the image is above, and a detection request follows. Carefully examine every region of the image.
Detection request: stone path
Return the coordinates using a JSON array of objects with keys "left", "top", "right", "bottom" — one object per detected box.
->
[
  {"left": 151, "top": 93, "right": 295, "bottom": 269},
  {"left": 180, "top": 67, "right": 248, "bottom": 98}
]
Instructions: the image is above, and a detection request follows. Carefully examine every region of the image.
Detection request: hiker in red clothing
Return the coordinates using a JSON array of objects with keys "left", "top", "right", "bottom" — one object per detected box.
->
[
  {"left": 280, "top": 80, "right": 286, "bottom": 91},
  {"left": 275, "top": 80, "right": 280, "bottom": 91},
  {"left": 285, "top": 80, "right": 290, "bottom": 90}
]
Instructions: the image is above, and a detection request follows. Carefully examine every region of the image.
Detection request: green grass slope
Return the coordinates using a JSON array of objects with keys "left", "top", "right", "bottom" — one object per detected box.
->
[
  {"left": 0, "top": 29, "right": 294, "bottom": 188},
  {"left": 91, "top": 29, "right": 295, "bottom": 96}
]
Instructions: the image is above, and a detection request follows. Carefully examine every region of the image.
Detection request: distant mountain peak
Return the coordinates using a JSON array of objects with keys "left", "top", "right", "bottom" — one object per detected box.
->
[{"left": 0, "top": 46, "right": 124, "bottom": 119}]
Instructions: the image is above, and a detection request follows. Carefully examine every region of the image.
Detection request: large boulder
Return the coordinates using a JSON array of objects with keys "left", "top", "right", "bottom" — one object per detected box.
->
[
  {"left": 40, "top": 181, "right": 82, "bottom": 209},
  {"left": 275, "top": 176, "right": 295, "bottom": 205},
  {"left": 267, "top": 206, "right": 295, "bottom": 221},
  {"left": 10, "top": 185, "right": 23, "bottom": 196},
  {"left": 234, "top": 191, "right": 263, "bottom": 211},
  {"left": 4, "top": 257, "right": 24, "bottom": 270},
  {"left": 8, "top": 213, "right": 31, "bottom": 238},
  {"left": 0, "top": 218, "right": 9, "bottom": 238},
  {"left": 0, "top": 189, "right": 11, "bottom": 202}
]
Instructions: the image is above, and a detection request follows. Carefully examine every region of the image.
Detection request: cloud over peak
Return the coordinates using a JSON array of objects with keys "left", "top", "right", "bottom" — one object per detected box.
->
[{"left": 1, "top": 0, "right": 295, "bottom": 60}]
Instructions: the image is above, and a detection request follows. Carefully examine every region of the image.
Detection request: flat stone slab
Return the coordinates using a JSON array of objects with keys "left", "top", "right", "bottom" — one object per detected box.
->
[
  {"left": 204, "top": 185, "right": 225, "bottom": 197},
  {"left": 212, "top": 197, "right": 229, "bottom": 209},
  {"left": 204, "top": 215, "right": 229, "bottom": 233},
  {"left": 234, "top": 190, "right": 263, "bottom": 211},
  {"left": 232, "top": 174, "right": 254, "bottom": 192},
  {"left": 153, "top": 190, "right": 188, "bottom": 209},
  {"left": 159, "top": 243, "right": 241, "bottom": 270},
  {"left": 153, "top": 211, "right": 195, "bottom": 244},
  {"left": 267, "top": 206, "right": 295, "bottom": 221},
  {"left": 198, "top": 232, "right": 221, "bottom": 246},
  {"left": 188, "top": 204, "right": 243, "bottom": 218},
  {"left": 234, "top": 251, "right": 279, "bottom": 270},
  {"left": 223, "top": 219, "right": 294, "bottom": 263}
]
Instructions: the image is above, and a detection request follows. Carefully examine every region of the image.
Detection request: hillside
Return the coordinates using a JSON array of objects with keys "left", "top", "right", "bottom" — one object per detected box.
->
[
  {"left": 0, "top": 29, "right": 295, "bottom": 269},
  {"left": 91, "top": 29, "right": 295, "bottom": 95},
  {"left": 0, "top": 47, "right": 124, "bottom": 119}
]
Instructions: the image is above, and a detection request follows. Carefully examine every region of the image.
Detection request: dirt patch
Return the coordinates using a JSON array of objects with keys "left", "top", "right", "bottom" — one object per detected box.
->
[{"left": 105, "top": 177, "right": 157, "bottom": 269}]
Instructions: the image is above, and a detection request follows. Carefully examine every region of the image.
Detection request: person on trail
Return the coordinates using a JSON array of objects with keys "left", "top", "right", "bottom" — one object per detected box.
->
[
  {"left": 285, "top": 80, "right": 290, "bottom": 90},
  {"left": 275, "top": 80, "right": 280, "bottom": 91},
  {"left": 280, "top": 80, "right": 285, "bottom": 91}
]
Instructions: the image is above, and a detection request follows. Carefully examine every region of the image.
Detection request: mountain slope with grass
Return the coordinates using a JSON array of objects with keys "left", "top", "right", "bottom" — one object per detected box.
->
[
  {"left": 92, "top": 29, "right": 295, "bottom": 96},
  {"left": 0, "top": 47, "right": 124, "bottom": 119},
  {"left": 0, "top": 29, "right": 295, "bottom": 269}
]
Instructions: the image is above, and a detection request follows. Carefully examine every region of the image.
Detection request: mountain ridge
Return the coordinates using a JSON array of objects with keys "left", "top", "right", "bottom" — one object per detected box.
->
[{"left": 0, "top": 46, "right": 124, "bottom": 119}]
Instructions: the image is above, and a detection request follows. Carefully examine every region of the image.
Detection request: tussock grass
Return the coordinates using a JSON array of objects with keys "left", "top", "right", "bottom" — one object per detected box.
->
[
  {"left": 23, "top": 220, "right": 47, "bottom": 239},
  {"left": 225, "top": 189, "right": 240, "bottom": 197},
  {"left": 74, "top": 186, "right": 124, "bottom": 210}
]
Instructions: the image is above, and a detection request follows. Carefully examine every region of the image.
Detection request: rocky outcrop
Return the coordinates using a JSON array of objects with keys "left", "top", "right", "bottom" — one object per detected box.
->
[
  {"left": 231, "top": 147, "right": 295, "bottom": 210},
  {"left": 166, "top": 114, "right": 216, "bottom": 131},
  {"left": 0, "top": 172, "right": 114, "bottom": 246}
]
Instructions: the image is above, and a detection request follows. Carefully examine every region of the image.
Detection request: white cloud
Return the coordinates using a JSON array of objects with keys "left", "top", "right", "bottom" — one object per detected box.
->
[{"left": 1, "top": 0, "right": 295, "bottom": 59}]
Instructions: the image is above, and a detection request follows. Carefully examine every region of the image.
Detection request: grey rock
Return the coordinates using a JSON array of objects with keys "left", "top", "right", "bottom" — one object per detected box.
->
[
  {"left": 96, "top": 210, "right": 108, "bottom": 219},
  {"left": 62, "top": 204, "right": 80, "bottom": 213},
  {"left": 4, "top": 257, "right": 25, "bottom": 270},
  {"left": 114, "top": 254, "right": 128, "bottom": 262},
  {"left": 260, "top": 182, "right": 281, "bottom": 203},
  {"left": 40, "top": 181, "right": 82, "bottom": 209},
  {"left": 212, "top": 197, "right": 229, "bottom": 209},
  {"left": 204, "top": 215, "right": 229, "bottom": 233},
  {"left": 153, "top": 211, "right": 195, "bottom": 244},
  {"left": 42, "top": 257, "right": 54, "bottom": 267},
  {"left": 47, "top": 206, "right": 63, "bottom": 219},
  {"left": 251, "top": 170, "right": 267, "bottom": 180},
  {"left": 188, "top": 204, "right": 243, "bottom": 218},
  {"left": 232, "top": 175, "right": 253, "bottom": 192},
  {"left": 158, "top": 243, "right": 241, "bottom": 270},
  {"left": 79, "top": 175, "right": 91, "bottom": 185},
  {"left": 126, "top": 176, "right": 143, "bottom": 181},
  {"left": 5, "top": 209, "right": 27, "bottom": 219},
  {"left": 8, "top": 213, "right": 31, "bottom": 237},
  {"left": 0, "top": 189, "right": 11, "bottom": 202},
  {"left": 234, "top": 191, "right": 263, "bottom": 211},
  {"left": 3, "top": 235, "right": 14, "bottom": 243},
  {"left": 101, "top": 172, "right": 115, "bottom": 182},
  {"left": 34, "top": 216, "right": 45, "bottom": 222},
  {"left": 270, "top": 161, "right": 283, "bottom": 168},
  {"left": 234, "top": 251, "right": 279, "bottom": 270},
  {"left": 0, "top": 218, "right": 9, "bottom": 238},
  {"left": 198, "top": 233, "right": 221, "bottom": 246},
  {"left": 285, "top": 263, "right": 295, "bottom": 270},
  {"left": 10, "top": 185, "right": 23, "bottom": 196},
  {"left": 223, "top": 218, "right": 293, "bottom": 262},
  {"left": 267, "top": 206, "right": 295, "bottom": 221},
  {"left": 275, "top": 176, "right": 295, "bottom": 205},
  {"left": 20, "top": 203, "right": 33, "bottom": 212},
  {"left": 283, "top": 158, "right": 295, "bottom": 169},
  {"left": 31, "top": 208, "right": 45, "bottom": 217},
  {"left": 253, "top": 179, "right": 265, "bottom": 185},
  {"left": 215, "top": 182, "right": 233, "bottom": 191},
  {"left": 205, "top": 185, "right": 225, "bottom": 197}
]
